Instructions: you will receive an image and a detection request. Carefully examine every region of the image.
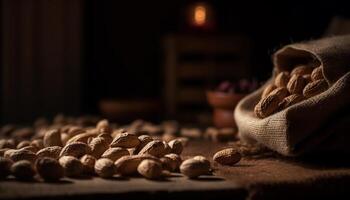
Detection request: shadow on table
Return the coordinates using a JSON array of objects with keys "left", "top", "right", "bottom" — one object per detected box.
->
[
  {"left": 190, "top": 176, "right": 225, "bottom": 182},
  {"left": 0, "top": 177, "right": 74, "bottom": 184},
  {"left": 281, "top": 153, "right": 350, "bottom": 169}
]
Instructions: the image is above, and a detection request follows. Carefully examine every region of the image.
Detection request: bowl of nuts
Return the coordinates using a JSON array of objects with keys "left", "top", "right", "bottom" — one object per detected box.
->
[{"left": 207, "top": 80, "right": 258, "bottom": 128}]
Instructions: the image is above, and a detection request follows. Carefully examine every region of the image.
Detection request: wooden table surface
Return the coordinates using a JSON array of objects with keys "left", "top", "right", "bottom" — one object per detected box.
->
[{"left": 1, "top": 141, "right": 350, "bottom": 200}]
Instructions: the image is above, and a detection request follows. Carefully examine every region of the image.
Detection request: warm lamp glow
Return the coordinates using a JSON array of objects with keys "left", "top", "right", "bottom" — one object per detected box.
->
[
  {"left": 187, "top": 2, "right": 214, "bottom": 30},
  {"left": 194, "top": 5, "right": 206, "bottom": 26}
]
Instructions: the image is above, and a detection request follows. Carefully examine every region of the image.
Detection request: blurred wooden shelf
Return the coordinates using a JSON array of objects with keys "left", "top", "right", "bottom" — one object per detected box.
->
[
  {"left": 167, "top": 35, "right": 250, "bottom": 54},
  {"left": 99, "top": 99, "right": 160, "bottom": 122},
  {"left": 177, "top": 63, "right": 248, "bottom": 80},
  {"left": 163, "top": 34, "right": 252, "bottom": 123},
  {"left": 177, "top": 87, "right": 206, "bottom": 104}
]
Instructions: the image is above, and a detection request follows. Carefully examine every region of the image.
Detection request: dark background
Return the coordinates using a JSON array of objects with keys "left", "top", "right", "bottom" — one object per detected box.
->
[{"left": 1, "top": 0, "right": 349, "bottom": 123}]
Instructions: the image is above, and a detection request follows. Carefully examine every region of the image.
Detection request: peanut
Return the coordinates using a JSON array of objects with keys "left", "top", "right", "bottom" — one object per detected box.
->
[
  {"left": 11, "top": 160, "right": 36, "bottom": 180},
  {"left": 291, "top": 65, "right": 313, "bottom": 76},
  {"left": 0, "top": 139, "right": 15, "bottom": 149},
  {"left": 97, "top": 133, "right": 113, "bottom": 145},
  {"left": 287, "top": 75, "right": 307, "bottom": 94},
  {"left": 36, "top": 146, "right": 62, "bottom": 159},
  {"left": 160, "top": 154, "right": 182, "bottom": 172},
  {"left": 261, "top": 84, "right": 277, "bottom": 99},
  {"left": 0, "top": 148, "right": 10, "bottom": 157},
  {"left": 137, "top": 159, "right": 162, "bottom": 179},
  {"left": 274, "top": 72, "right": 290, "bottom": 88},
  {"left": 303, "top": 79, "right": 328, "bottom": 98},
  {"left": 89, "top": 137, "right": 109, "bottom": 158},
  {"left": 94, "top": 158, "right": 115, "bottom": 178},
  {"left": 114, "top": 155, "right": 142, "bottom": 176},
  {"left": 180, "top": 158, "right": 210, "bottom": 178},
  {"left": 138, "top": 140, "right": 166, "bottom": 158},
  {"left": 110, "top": 132, "right": 140, "bottom": 148},
  {"left": 96, "top": 119, "right": 112, "bottom": 134},
  {"left": 163, "top": 141, "right": 172, "bottom": 155},
  {"left": 80, "top": 154, "right": 96, "bottom": 174},
  {"left": 165, "top": 154, "right": 182, "bottom": 167},
  {"left": 162, "top": 132, "right": 177, "bottom": 143},
  {"left": 168, "top": 139, "right": 183, "bottom": 155},
  {"left": 20, "top": 145, "right": 39, "bottom": 153},
  {"left": 101, "top": 147, "right": 129, "bottom": 161},
  {"left": 3, "top": 149, "right": 16, "bottom": 159},
  {"left": 59, "top": 142, "right": 91, "bottom": 158},
  {"left": 8, "top": 149, "right": 37, "bottom": 163},
  {"left": 311, "top": 66, "right": 323, "bottom": 81},
  {"left": 66, "top": 132, "right": 98, "bottom": 144},
  {"left": 254, "top": 94, "right": 281, "bottom": 118},
  {"left": 61, "top": 133, "right": 70, "bottom": 145},
  {"left": 0, "top": 157, "right": 13, "bottom": 179},
  {"left": 135, "top": 135, "right": 153, "bottom": 153},
  {"left": 16, "top": 141, "right": 31, "bottom": 149},
  {"left": 213, "top": 148, "right": 241, "bottom": 165},
  {"left": 43, "top": 129, "right": 63, "bottom": 147},
  {"left": 278, "top": 94, "right": 304, "bottom": 109},
  {"left": 114, "top": 155, "right": 159, "bottom": 176},
  {"left": 269, "top": 87, "right": 289, "bottom": 100},
  {"left": 193, "top": 155, "right": 211, "bottom": 169},
  {"left": 36, "top": 157, "right": 64, "bottom": 182},
  {"left": 59, "top": 156, "right": 84, "bottom": 177},
  {"left": 31, "top": 139, "right": 44, "bottom": 150}
]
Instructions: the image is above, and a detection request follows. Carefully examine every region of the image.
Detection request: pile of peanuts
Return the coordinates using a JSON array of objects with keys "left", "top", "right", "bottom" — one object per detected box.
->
[{"left": 0, "top": 117, "right": 241, "bottom": 182}]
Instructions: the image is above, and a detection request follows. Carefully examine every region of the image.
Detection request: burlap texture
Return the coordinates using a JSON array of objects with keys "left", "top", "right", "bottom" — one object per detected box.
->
[{"left": 234, "top": 35, "right": 350, "bottom": 156}]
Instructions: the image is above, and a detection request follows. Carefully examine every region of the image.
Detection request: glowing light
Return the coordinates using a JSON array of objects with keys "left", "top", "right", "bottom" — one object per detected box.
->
[{"left": 194, "top": 5, "right": 206, "bottom": 26}]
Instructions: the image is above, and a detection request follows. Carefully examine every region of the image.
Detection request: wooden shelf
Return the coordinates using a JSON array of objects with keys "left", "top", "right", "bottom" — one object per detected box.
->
[
  {"left": 163, "top": 34, "right": 252, "bottom": 123},
  {"left": 177, "top": 87, "right": 206, "bottom": 104},
  {"left": 177, "top": 63, "right": 249, "bottom": 80}
]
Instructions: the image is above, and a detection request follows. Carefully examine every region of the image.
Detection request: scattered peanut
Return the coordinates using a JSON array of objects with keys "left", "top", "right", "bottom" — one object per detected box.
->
[
  {"left": 89, "top": 137, "right": 109, "bottom": 158},
  {"left": 80, "top": 154, "right": 96, "bottom": 174},
  {"left": 59, "top": 142, "right": 91, "bottom": 158},
  {"left": 43, "top": 129, "right": 63, "bottom": 147},
  {"left": 11, "top": 160, "right": 36, "bottom": 180},
  {"left": 101, "top": 147, "right": 129, "bottom": 161},
  {"left": 37, "top": 146, "right": 62, "bottom": 159},
  {"left": 110, "top": 132, "right": 140, "bottom": 148},
  {"left": 168, "top": 139, "right": 183, "bottom": 155},
  {"left": 59, "top": 156, "right": 84, "bottom": 177},
  {"left": 94, "top": 158, "right": 115, "bottom": 178},
  {"left": 36, "top": 157, "right": 64, "bottom": 182},
  {"left": 0, "top": 157, "right": 13, "bottom": 179},
  {"left": 8, "top": 149, "right": 37, "bottom": 164},
  {"left": 213, "top": 148, "right": 241, "bottom": 166},
  {"left": 180, "top": 157, "right": 210, "bottom": 179},
  {"left": 137, "top": 159, "right": 162, "bottom": 179},
  {"left": 138, "top": 140, "right": 166, "bottom": 157}
]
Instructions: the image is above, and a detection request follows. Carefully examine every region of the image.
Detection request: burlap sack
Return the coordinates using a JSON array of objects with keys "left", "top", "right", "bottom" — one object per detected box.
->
[{"left": 234, "top": 35, "right": 350, "bottom": 156}]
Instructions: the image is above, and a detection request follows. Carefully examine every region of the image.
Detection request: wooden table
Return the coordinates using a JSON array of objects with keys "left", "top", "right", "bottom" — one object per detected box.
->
[{"left": 1, "top": 141, "right": 350, "bottom": 200}]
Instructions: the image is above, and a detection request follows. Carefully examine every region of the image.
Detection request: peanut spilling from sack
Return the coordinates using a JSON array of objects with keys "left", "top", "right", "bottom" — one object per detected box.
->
[{"left": 255, "top": 65, "right": 329, "bottom": 118}]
